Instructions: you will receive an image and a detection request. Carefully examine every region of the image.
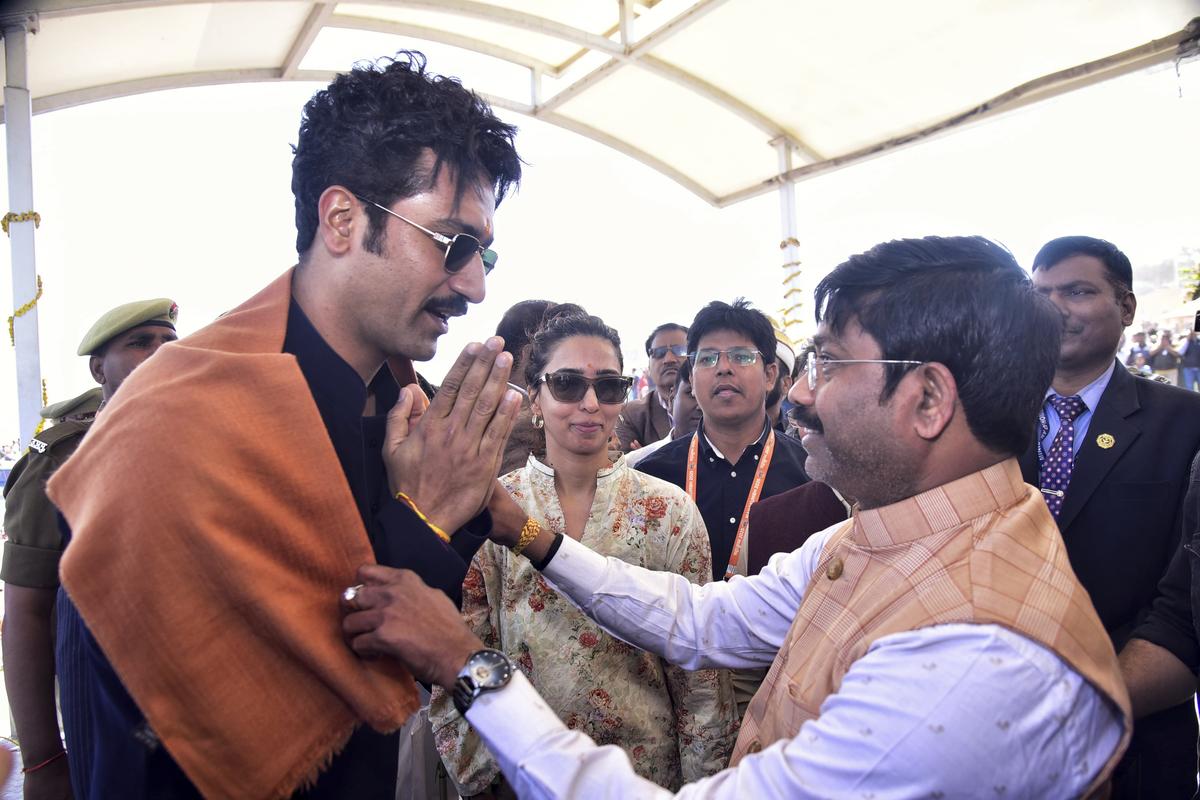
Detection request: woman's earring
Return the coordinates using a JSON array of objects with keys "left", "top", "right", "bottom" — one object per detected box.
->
[{"left": 531, "top": 413, "right": 544, "bottom": 429}]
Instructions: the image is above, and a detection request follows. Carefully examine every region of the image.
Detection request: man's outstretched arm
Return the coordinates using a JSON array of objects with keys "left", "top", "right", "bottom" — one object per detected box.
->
[
  {"left": 486, "top": 488, "right": 829, "bottom": 671},
  {"left": 343, "top": 580, "right": 1124, "bottom": 800}
]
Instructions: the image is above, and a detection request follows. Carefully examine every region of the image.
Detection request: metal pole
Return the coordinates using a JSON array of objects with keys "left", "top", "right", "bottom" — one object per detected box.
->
[
  {"left": 3, "top": 17, "right": 43, "bottom": 447},
  {"left": 619, "top": 0, "right": 635, "bottom": 48},
  {"left": 773, "top": 138, "right": 804, "bottom": 343}
]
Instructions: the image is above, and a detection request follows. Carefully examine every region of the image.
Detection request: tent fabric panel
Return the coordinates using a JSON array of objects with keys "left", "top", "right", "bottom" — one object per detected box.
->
[
  {"left": 647, "top": 0, "right": 1199, "bottom": 156},
  {"left": 334, "top": 3, "right": 599, "bottom": 67},
  {"left": 553, "top": 63, "right": 778, "bottom": 198},
  {"left": 16, "top": 3, "right": 311, "bottom": 99},
  {"left": 302, "top": 26, "right": 536, "bottom": 107},
  {"left": 450, "top": 0, "right": 620, "bottom": 35}
]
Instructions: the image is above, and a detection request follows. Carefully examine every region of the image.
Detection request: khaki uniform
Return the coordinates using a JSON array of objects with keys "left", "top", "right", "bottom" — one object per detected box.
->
[
  {"left": 41, "top": 387, "right": 103, "bottom": 425},
  {"left": 2, "top": 418, "right": 93, "bottom": 588}
]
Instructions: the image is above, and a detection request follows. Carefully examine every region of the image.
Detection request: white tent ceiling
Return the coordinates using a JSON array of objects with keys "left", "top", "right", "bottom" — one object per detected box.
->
[
  {"left": 1, "top": 0, "right": 1198, "bottom": 207},
  {"left": 1, "top": 0, "right": 1198, "bottom": 443}
]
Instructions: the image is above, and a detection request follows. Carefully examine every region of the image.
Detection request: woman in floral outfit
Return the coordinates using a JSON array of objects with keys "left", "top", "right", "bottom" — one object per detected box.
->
[{"left": 430, "top": 308, "right": 737, "bottom": 797}]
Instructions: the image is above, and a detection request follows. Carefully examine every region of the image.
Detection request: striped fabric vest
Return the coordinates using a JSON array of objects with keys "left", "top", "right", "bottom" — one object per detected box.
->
[{"left": 731, "top": 459, "right": 1132, "bottom": 797}]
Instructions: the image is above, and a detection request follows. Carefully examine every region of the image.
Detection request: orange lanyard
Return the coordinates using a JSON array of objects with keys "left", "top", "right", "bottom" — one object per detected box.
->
[{"left": 685, "top": 428, "right": 776, "bottom": 579}]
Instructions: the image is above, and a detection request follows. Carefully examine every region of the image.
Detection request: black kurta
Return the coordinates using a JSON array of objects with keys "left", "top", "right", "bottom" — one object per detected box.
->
[{"left": 635, "top": 418, "right": 809, "bottom": 580}]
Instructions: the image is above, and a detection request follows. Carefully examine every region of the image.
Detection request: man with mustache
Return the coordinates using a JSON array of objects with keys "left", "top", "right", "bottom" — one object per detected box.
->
[
  {"left": 744, "top": 384, "right": 851, "bottom": 576},
  {"left": 616, "top": 323, "right": 689, "bottom": 451},
  {"left": 45, "top": 53, "right": 522, "bottom": 799},
  {"left": 1020, "top": 235, "right": 1200, "bottom": 799},
  {"left": 344, "top": 236, "right": 1130, "bottom": 797}
]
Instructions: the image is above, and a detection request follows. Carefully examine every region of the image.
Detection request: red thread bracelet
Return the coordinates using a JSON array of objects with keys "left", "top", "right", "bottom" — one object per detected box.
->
[{"left": 22, "top": 750, "right": 66, "bottom": 774}]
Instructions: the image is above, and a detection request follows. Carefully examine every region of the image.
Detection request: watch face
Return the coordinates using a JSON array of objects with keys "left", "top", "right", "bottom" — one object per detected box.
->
[
  {"left": 454, "top": 648, "right": 514, "bottom": 716},
  {"left": 465, "top": 648, "right": 513, "bottom": 689}
]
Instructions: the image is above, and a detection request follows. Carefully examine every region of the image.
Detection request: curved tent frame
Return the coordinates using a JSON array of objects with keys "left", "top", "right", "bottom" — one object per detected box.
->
[{"left": 1, "top": 0, "right": 1198, "bottom": 443}]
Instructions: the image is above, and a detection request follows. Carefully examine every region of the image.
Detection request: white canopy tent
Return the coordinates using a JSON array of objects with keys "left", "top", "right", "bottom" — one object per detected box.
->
[{"left": 1, "top": 0, "right": 1198, "bottom": 444}]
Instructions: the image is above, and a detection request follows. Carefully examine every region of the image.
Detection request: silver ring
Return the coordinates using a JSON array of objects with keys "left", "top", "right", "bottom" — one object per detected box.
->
[{"left": 342, "top": 584, "right": 365, "bottom": 608}]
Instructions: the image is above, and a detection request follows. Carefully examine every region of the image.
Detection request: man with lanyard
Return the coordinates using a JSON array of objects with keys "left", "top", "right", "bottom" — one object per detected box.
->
[
  {"left": 45, "top": 53, "right": 523, "bottom": 799},
  {"left": 637, "top": 299, "right": 809, "bottom": 582},
  {"left": 636, "top": 299, "right": 809, "bottom": 716},
  {"left": 2, "top": 299, "right": 177, "bottom": 797}
]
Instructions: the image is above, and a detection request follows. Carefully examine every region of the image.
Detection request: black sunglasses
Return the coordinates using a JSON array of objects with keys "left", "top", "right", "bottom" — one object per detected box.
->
[
  {"left": 649, "top": 344, "right": 688, "bottom": 360},
  {"left": 356, "top": 196, "right": 497, "bottom": 275},
  {"left": 538, "top": 372, "right": 633, "bottom": 404}
]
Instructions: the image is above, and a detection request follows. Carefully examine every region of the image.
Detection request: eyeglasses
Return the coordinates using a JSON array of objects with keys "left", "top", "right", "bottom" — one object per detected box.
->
[
  {"left": 649, "top": 344, "right": 688, "bottom": 360},
  {"left": 356, "top": 196, "right": 497, "bottom": 275},
  {"left": 538, "top": 372, "right": 633, "bottom": 404},
  {"left": 690, "top": 347, "right": 762, "bottom": 369},
  {"left": 805, "top": 351, "right": 924, "bottom": 390}
]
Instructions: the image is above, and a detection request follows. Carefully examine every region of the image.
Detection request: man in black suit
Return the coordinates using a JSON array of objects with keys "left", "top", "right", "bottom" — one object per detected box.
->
[{"left": 1022, "top": 235, "right": 1200, "bottom": 799}]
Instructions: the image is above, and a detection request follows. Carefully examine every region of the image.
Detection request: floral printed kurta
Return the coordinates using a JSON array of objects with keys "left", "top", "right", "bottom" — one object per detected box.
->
[{"left": 430, "top": 455, "right": 738, "bottom": 794}]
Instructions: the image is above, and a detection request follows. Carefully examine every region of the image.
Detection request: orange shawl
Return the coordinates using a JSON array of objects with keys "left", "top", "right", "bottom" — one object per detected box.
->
[{"left": 48, "top": 270, "right": 418, "bottom": 799}]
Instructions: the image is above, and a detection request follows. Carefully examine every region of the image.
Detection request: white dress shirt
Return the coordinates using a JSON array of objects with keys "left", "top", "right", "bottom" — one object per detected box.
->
[{"left": 465, "top": 527, "right": 1124, "bottom": 798}]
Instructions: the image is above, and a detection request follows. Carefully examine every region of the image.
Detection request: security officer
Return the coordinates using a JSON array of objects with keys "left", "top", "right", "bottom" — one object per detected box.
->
[
  {"left": 2, "top": 298, "right": 177, "bottom": 795},
  {"left": 40, "top": 387, "right": 103, "bottom": 426}
]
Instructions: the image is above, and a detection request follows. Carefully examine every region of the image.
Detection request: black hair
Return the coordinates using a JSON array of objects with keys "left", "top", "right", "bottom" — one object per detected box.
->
[
  {"left": 496, "top": 300, "right": 552, "bottom": 359},
  {"left": 1031, "top": 236, "right": 1133, "bottom": 294},
  {"left": 291, "top": 51, "right": 522, "bottom": 256},
  {"left": 644, "top": 323, "right": 688, "bottom": 356},
  {"left": 523, "top": 304, "right": 623, "bottom": 389},
  {"left": 814, "top": 235, "right": 1061, "bottom": 457},
  {"left": 677, "top": 357, "right": 692, "bottom": 387},
  {"left": 686, "top": 299, "right": 776, "bottom": 372}
]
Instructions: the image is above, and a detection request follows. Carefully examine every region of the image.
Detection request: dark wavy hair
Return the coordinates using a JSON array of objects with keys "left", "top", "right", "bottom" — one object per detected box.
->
[
  {"left": 291, "top": 51, "right": 522, "bottom": 256},
  {"left": 496, "top": 300, "right": 553, "bottom": 360},
  {"left": 814, "top": 235, "right": 1061, "bottom": 456},
  {"left": 686, "top": 299, "right": 776, "bottom": 373},
  {"left": 523, "top": 304, "right": 623, "bottom": 390}
]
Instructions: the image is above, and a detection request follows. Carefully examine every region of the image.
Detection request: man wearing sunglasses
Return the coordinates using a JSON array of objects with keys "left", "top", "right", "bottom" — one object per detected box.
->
[
  {"left": 343, "top": 236, "right": 1130, "bottom": 799},
  {"left": 616, "top": 323, "right": 689, "bottom": 452},
  {"left": 45, "top": 53, "right": 523, "bottom": 800}
]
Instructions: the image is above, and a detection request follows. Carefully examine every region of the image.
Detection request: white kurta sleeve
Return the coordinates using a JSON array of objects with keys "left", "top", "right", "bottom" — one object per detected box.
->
[
  {"left": 540, "top": 524, "right": 835, "bottom": 670},
  {"left": 466, "top": 624, "right": 1125, "bottom": 799}
]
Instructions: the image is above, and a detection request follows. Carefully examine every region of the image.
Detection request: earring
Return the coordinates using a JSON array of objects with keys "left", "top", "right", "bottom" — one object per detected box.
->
[{"left": 531, "top": 413, "right": 544, "bottom": 429}]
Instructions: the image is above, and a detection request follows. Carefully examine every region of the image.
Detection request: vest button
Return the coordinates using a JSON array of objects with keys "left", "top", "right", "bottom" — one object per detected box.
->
[
  {"left": 746, "top": 740, "right": 762, "bottom": 754},
  {"left": 826, "top": 557, "right": 844, "bottom": 580}
]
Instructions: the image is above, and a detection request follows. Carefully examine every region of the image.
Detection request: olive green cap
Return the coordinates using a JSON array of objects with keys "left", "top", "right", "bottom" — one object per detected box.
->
[
  {"left": 77, "top": 298, "right": 178, "bottom": 356},
  {"left": 40, "top": 387, "right": 103, "bottom": 422}
]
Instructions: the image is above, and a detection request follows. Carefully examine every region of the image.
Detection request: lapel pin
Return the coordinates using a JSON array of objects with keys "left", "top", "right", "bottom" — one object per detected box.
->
[{"left": 1096, "top": 433, "right": 1115, "bottom": 449}]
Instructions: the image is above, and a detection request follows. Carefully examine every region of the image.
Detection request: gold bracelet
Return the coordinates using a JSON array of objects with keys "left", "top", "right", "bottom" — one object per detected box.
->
[
  {"left": 511, "top": 518, "right": 541, "bottom": 556},
  {"left": 394, "top": 491, "right": 451, "bottom": 543}
]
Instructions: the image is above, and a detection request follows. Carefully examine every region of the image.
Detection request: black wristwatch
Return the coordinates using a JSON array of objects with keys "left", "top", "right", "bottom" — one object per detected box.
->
[{"left": 452, "top": 648, "right": 515, "bottom": 715}]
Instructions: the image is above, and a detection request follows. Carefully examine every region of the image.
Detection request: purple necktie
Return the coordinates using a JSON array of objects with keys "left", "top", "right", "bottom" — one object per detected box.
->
[{"left": 1040, "top": 394, "right": 1086, "bottom": 519}]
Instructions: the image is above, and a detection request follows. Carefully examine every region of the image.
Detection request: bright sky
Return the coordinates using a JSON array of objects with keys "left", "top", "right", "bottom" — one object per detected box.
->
[{"left": 1, "top": 53, "right": 1198, "bottom": 445}]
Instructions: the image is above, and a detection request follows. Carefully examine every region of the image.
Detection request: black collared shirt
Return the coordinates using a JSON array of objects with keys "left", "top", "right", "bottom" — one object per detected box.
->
[
  {"left": 636, "top": 418, "right": 810, "bottom": 580},
  {"left": 56, "top": 297, "right": 488, "bottom": 800},
  {"left": 284, "top": 299, "right": 488, "bottom": 798}
]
